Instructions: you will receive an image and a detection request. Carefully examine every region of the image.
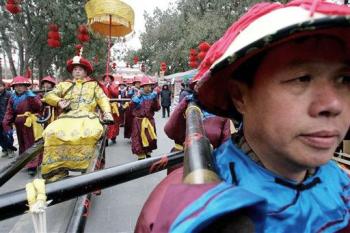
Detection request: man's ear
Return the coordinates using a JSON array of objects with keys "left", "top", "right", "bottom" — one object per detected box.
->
[{"left": 228, "top": 79, "right": 248, "bottom": 115}]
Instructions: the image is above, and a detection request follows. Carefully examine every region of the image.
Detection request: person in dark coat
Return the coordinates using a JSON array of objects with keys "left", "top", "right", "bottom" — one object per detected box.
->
[
  {"left": 0, "top": 80, "right": 16, "bottom": 158},
  {"left": 160, "top": 84, "right": 172, "bottom": 118}
]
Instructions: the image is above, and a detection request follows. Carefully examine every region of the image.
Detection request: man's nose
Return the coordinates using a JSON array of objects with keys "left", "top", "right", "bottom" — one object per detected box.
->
[{"left": 308, "top": 83, "right": 343, "bottom": 118}]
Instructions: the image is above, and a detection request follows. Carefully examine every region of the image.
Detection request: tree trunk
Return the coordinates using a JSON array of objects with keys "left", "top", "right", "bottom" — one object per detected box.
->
[{"left": 0, "top": 29, "right": 17, "bottom": 77}]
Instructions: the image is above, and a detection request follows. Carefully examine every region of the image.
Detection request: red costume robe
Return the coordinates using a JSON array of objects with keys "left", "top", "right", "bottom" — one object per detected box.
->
[
  {"left": 124, "top": 87, "right": 138, "bottom": 139},
  {"left": 131, "top": 91, "right": 160, "bottom": 156},
  {"left": 2, "top": 92, "right": 43, "bottom": 168},
  {"left": 100, "top": 82, "right": 120, "bottom": 140}
]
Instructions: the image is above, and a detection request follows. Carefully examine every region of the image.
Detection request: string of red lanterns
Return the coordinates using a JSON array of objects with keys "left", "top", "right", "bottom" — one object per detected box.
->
[
  {"left": 77, "top": 25, "right": 90, "bottom": 43},
  {"left": 47, "top": 24, "right": 61, "bottom": 48}
]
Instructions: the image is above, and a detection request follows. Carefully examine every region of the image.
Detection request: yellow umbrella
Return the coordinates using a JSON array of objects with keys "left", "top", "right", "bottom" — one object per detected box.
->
[
  {"left": 85, "top": 0, "right": 135, "bottom": 75},
  {"left": 85, "top": 0, "right": 134, "bottom": 37}
]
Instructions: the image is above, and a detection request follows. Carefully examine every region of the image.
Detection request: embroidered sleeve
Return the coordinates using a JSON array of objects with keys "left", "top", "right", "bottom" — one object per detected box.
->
[
  {"left": 2, "top": 97, "right": 15, "bottom": 132},
  {"left": 95, "top": 83, "right": 111, "bottom": 113},
  {"left": 44, "top": 83, "right": 64, "bottom": 107}
]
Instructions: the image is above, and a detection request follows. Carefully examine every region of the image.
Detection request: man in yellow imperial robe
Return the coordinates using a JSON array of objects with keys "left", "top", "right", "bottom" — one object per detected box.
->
[{"left": 42, "top": 54, "right": 112, "bottom": 182}]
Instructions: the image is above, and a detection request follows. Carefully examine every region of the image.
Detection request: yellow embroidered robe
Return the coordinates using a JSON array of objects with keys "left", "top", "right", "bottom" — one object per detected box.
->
[{"left": 41, "top": 80, "right": 111, "bottom": 179}]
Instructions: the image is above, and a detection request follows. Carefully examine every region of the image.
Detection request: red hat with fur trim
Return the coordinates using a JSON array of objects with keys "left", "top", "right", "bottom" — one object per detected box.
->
[
  {"left": 133, "top": 75, "right": 142, "bottom": 84},
  {"left": 195, "top": 0, "right": 350, "bottom": 119},
  {"left": 66, "top": 56, "right": 93, "bottom": 75},
  {"left": 140, "top": 76, "right": 153, "bottom": 87},
  {"left": 41, "top": 76, "right": 56, "bottom": 85},
  {"left": 11, "top": 76, "right": 31, "bottom": 87}
]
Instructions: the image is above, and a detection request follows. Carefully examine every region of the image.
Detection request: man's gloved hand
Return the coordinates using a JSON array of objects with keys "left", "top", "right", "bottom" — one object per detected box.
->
[
  {"left": 102, "top": 112, "right": 114, "bottom": 124},
  {"left": 25, "top": 90, "right": 36, "bottom": 97}
]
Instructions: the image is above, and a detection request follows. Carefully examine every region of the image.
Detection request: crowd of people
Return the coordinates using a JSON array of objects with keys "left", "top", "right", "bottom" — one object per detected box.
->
[{"left": 0, "top": 51, "right": 173, "bottom": 179}]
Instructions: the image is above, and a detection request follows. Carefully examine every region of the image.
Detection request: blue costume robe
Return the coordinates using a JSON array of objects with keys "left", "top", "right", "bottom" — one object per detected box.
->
[{"left": 170, "top": 139, "right": 350, "bottom": 232}]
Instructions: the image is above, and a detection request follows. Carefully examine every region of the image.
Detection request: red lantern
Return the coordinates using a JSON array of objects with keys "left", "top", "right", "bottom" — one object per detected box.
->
[
  {"left": 189, "top": 49, "right": 197, "bottom": 56},
  {"left": 47, "top": 39, "right": 61, "bottom": 48},
  {"left": 6, "top": 0, "right": 21, "bottom": 14},
  {"left": 6, "top": 3, "right": 21, "bottom": 14},
  {"left": 133, "top": 56, "right": 139, "bottom": 65},
  {"left": 49, "top": 24, "right": 59, "bottom": 32},
  {"left": 197, "top": 51, "right": 207, "bottom": 61},
  {"left": 198, "top": 42, "right": 210, "bottom": 52},
  {"left": 77, "top": 34, "right": 90, "bottom": 42},
  {"left": 48, "top": 31, "right": 60, "bottom": 40},
  {"left": 78, "top": 25, "right": 88, "bottom": 34},
  {"left": 77, "top": 25, "right": 90, "bottom": 43},
  {"left": 189, "top": 61, "right": 198, "bottom": 68},
  {"left": 160, "top": 62, "right": 167, "bottom": 72}
]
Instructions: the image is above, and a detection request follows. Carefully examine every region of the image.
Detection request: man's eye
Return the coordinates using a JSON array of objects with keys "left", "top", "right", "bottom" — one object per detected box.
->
[
  {"left": 336, "top": 76, "right": 350, "bottom": 85},
  {"left": 295, "top": 75, "right": 311, "bottom": 82}
]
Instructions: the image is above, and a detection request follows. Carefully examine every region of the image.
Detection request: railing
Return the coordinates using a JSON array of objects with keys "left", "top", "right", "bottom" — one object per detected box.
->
[{"left": 0, "top": 151, "right": 184, "bottom": 220}]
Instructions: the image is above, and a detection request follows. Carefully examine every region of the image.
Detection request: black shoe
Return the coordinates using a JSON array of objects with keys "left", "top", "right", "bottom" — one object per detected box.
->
[
  {"left": 111, "top": 138, "right": 116, "bottom": 144},
  {"left": 9, "top": 146, "right": 17, "bottom": 151},
  {"left": 27, "top": 168, "right": 36, "bottom": 177},
  {"left": 146, "top": 154, "right": 151, "bottom": 158}
]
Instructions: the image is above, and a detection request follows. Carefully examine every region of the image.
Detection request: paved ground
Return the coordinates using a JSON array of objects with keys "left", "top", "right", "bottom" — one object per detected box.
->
[{"left": 0, "top": 111, "right": 173, "bottom": 233}]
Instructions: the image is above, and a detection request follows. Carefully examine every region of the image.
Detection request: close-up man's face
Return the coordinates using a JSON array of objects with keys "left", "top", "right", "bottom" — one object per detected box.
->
[
  {"left": 14, "top": 84, "right": 28, "bottom": 94},
  {"left": 72, "top": 65, "right": 87, "bottom": 79},
  {"left": 234, "top": 37, "right": 350, "bottom": 172}
]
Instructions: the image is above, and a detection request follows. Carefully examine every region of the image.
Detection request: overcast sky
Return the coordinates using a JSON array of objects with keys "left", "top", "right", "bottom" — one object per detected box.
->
[{"left": 122, "top": 0, "right": 177, "bottom": 50}]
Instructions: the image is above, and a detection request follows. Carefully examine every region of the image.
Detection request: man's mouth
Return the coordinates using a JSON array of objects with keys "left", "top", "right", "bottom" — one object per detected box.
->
[{"left": 299, "top": 130, "right": 339, "bottom": 149}]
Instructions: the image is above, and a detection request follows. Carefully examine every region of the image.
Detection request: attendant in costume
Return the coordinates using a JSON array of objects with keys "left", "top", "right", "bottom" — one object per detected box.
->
[
  {"left": 131, "top": 76, "right": 160, "bottom": 160},
  {"left": 136, "top": 1, "right": 350, "bottom": 232},
  {"left": 39, "top": 76, "right": 59, "bottom": 124},
  {"left": 124, "top": 76, "right": 142, "bottom": 139},
  {"left": 2, "top": 76, "right": 43, "bottom": 175},
  {"left": 100, "top": 73, "right": 119, "bottom": 144},
  {"left": 118, "top": 82, "right": 127, "bottom": 127},
  {"left": 42, "top": 54, "right": 112, "bottom": 182},
  {"left": 0, "top": 80, "right": 16, "bottom": 158}
]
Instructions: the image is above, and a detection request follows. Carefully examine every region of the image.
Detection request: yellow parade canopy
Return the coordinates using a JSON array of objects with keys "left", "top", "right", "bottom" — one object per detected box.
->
[{"left": 85, "top": 0, "right": 134, "bottom": 37}]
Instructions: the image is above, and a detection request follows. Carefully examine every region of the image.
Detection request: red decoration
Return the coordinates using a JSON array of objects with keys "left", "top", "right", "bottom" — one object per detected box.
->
[
  {"left": 6, "top": 0, "right": 21, "bottom": 14},
  {"left": 77, "top": 25, "right": 90, "bottom": 43},
  {"left": 160, "top": 62, "right": 167, "bottom": 72},
  {"left": 189, "top": 49, "right": 197, "bottom": 56},
  {"left": 112, "top": 62, "right": 117, "bottom": 70},
  {"left": 188, "top": 48, "right": 199, "bottom": 68},
  {"left": 49, "top": 24, "right": 59, "bottom": 32},
  {"left": 189, "top": 61, "right": 198, "bottom": 69},
  {"left": 197, "top": 51, "right": 207, "bottom": 61},
  {"left": 47, "top": 24, "right": 61, "bottom": 48},
  {"left": 198, "top": 42, "right": 210, "bottom": 52},
  {"left": 133, "top": 56, "right": 139, "bottom": 64},
  {"left": 197, "top": 42, "right": 211, "bottom": 62},
  {"left": 48, "top": 31, "right": 60, "bottom": 40}
]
